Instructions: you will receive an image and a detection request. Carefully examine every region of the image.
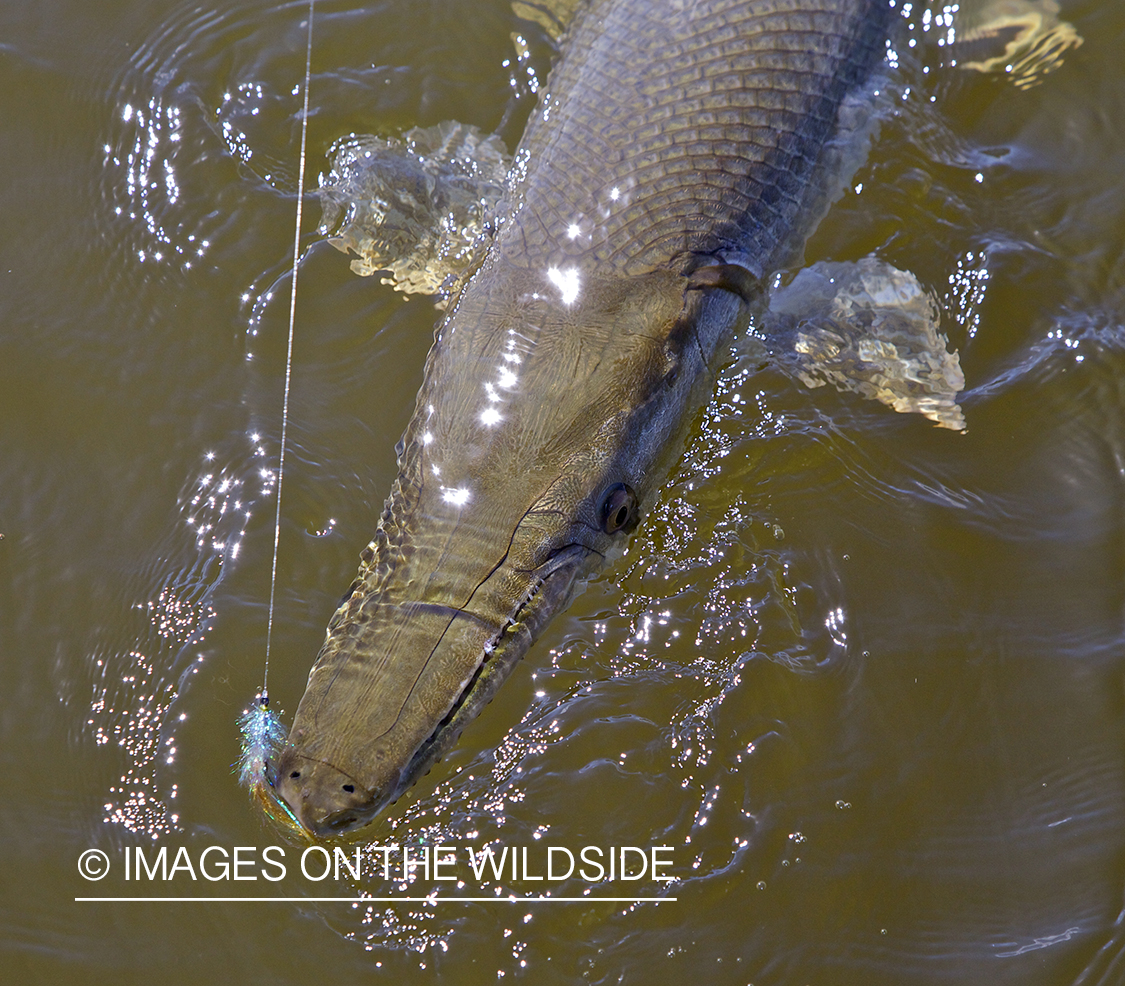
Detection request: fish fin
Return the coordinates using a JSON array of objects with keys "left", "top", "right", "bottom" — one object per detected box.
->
[{"left": 685, "top": 263, "right": 763, "bottom": 306}]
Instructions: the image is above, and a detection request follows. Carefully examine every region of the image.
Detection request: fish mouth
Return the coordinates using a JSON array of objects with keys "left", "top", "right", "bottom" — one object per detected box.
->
[{"left": 304, "top": 793, "right": 387, "bottom": 839}]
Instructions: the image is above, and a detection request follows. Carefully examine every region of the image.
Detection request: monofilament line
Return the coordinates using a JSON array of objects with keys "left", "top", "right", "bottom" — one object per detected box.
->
[{"left": 263, "top": 0, "right": 315, "bottom": 700}]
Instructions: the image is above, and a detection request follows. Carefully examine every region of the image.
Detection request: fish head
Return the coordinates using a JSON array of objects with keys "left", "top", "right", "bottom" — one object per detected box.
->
[{"left": 269, "top": 258, "right": 751, "bottom": 838}]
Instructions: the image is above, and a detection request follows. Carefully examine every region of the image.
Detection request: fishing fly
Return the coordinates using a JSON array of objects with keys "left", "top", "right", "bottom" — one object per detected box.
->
[{"left": 236, "top": 0, "right": 315, "bottom": 811}]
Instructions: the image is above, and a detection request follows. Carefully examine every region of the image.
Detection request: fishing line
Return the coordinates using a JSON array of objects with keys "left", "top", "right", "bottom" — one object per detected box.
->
[{"left": 239, "top": 0, "right": 315, "bottom": 796}]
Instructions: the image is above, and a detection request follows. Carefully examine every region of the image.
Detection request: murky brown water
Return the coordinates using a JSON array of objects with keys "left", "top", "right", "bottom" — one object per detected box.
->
[{"left": 3, "top": 1, "right": 1125, "bottom": 984}]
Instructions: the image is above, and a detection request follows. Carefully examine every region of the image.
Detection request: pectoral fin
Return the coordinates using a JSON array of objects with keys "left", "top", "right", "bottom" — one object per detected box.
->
[{"left": 685, "top": 263, "right": 763, "bottom": 306}]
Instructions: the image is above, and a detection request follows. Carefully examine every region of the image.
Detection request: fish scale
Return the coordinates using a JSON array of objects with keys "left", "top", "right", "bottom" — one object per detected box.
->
[{"left": 505, "top": 0, "right": 892, "bottom": 276}]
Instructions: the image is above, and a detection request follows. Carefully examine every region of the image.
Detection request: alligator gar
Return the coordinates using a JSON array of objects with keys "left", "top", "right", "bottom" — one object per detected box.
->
[{"left": 272, "top": 0, "right": 894, "bottom": 837}]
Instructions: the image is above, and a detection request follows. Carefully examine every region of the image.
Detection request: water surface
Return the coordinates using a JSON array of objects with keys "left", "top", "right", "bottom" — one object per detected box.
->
[{"left": 2, "top": 1, "right": 1124, "bottom": 984}]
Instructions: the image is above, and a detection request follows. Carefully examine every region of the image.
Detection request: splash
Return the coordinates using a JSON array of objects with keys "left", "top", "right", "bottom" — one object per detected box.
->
[
  {"left": 941, "top": 0, "right": 1083, "bottom": 91},
  {"left": 318, "top": 120, "right": 510, "bottom": 300},
  {"left": 768, "top": 256, "right": 967, "bottom": 430}
]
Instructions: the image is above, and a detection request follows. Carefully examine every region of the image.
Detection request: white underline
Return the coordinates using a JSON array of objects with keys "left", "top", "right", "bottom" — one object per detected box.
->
[{"left": 76, "top": 896, "right": 676, "bottom": 903}]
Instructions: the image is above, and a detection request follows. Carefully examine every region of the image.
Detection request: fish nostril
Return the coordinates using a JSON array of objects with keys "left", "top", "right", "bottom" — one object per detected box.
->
[
  {"left": 289, "top": 770, "right": 301, "bottom": 779},
  {"left": 342, "top": 783, "right": 354, "bottom": 793}
]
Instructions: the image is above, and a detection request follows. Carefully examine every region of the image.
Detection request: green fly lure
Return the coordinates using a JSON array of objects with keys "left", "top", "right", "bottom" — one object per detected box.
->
[{"left": 237, "top": 695, "right": 288, "bottom": 789}]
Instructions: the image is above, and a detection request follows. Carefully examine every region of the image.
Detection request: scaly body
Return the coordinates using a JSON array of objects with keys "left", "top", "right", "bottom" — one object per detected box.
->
[{"left": 273, "top": 0, "right": 893, "bottom": 837}]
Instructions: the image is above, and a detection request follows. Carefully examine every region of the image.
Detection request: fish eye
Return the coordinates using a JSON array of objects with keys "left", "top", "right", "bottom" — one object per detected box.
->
[{"left": 600, "top": 483, "right": 637, "bottom": 534}]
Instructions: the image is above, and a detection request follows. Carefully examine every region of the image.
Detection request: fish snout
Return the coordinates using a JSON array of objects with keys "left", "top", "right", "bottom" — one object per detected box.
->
[{"left": 272, "top": 748, "right": 389, "bottom": 838}]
